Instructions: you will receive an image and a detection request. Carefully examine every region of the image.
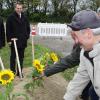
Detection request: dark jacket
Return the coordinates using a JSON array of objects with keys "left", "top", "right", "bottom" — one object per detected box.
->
[
  {"left": 6, "top": 12, "right": 30, "bottom": 48},
  {"left": 44, "top": 44, "right": 81, "bottom": 77},
  {"left": 0, "top": 17, "right": 5, "bottom": 48}
]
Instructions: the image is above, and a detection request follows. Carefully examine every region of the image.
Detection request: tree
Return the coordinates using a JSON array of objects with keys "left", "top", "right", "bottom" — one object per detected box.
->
[
  {"left": 0, "top": 0, "right": 3, "bottom": 9},
  {"left": 90, "top": 0, "right": 100, "bottom": 11},
  {"left": 31, "top": 0, "right": 41, "bottom": 12},
  {"left": 0, "top": 0, "right": 4, "bottom": 15},
  {"left": 51, "top": 0, "right": 60, "bottom": 15},
  {"left": 72, "top": 0, "right": 79, "bottom": 13},
  {"left": 41, "top": 0, "right": 48, "bottom": 14}
]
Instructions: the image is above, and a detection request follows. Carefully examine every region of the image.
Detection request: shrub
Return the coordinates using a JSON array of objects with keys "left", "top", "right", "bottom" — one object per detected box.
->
[{"left": 0, "top": 9, "right": 13, "bottom": 18}]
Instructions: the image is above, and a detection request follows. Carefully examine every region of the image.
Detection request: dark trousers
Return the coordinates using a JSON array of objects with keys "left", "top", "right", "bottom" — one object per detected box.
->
[
  {"left": 81, "top": 81, "right": 99, "bottom": 100},
  {"left": 89, "top": 86, "right": 99, "bottom": 100},
  {"left": 10, "top": 46, "right": 25, "bottom": 74}
]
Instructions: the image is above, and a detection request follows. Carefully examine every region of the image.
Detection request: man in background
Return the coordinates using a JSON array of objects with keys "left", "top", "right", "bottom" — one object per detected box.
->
[{"left": 6, "top": 3, "right": 30, "bottom": 77}]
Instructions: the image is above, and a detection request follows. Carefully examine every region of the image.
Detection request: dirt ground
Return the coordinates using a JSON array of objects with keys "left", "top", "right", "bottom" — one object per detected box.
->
[
  {"left": 13, "top": 68, "right": 67, "bottom": 100},
  {"left": 12, "top": 36, "right": 81, "bottom": 100},
  {"left": 13, "top": 67, "right": 82, "bottom": 100}
]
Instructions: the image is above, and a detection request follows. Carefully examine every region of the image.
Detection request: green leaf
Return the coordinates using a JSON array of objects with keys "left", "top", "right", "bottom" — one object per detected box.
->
[
  {"left": 0, "top": 92, "right": 7, "bottom": 100},
  {"left": 12, "top": 93, "right": 29, "bottom": 100}
]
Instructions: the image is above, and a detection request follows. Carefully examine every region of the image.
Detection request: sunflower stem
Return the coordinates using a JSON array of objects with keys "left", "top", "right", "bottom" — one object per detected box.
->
[{"left": 8, "top": 94, "right": 11, "bottom": 100}]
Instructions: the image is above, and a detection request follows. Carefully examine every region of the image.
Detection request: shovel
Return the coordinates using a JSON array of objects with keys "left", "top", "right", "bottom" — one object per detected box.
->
[{"left": 11, "top": 38, "right": 23, "bottom": 79}]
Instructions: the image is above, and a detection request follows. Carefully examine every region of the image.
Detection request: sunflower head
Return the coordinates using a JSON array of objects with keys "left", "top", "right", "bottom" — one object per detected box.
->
[
  {"left": 36, "top": 65, "right": 45, "bottom": 73},
  {"left": 33, "top": 59, "right": 41, "bottom": 68},
  {"left": 0, "top": 70, "right": 15, "bottom": 85},
  {"left": 50, "top": 52, "right": 59, "bottom": 62}
]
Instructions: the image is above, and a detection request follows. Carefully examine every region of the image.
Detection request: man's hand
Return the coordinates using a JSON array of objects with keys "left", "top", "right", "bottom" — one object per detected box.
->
[{"left": 32, "top": 71, "right": 46, "bottom": 80}]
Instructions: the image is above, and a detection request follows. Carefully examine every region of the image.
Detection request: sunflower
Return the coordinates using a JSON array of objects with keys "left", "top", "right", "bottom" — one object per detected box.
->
[
  {"left": 0, "top": 70, "right": 15, "bottom": 85},
  {"left": 36, "top": 64, "right": 45, "bottom": 73},
  {"left": 33, "top": 59, "right": 41, "bottom": 68},
  {"left": 50, "top": 52, "right": 59, "bottom": 62}
]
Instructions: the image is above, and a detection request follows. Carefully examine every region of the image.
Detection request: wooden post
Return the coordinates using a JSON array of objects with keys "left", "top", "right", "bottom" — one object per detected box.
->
[
  {"left": 0, "top": 57, "right": 5, "bottom": 70},
  {"left": 11, "top": 38, "right": 23, "bottom": 79},
  {"left": 31, "top": 26, "right": 36, "bottom": 61},
  {"left": 32, "top": 35, "right": 34, "bottom": 61}
]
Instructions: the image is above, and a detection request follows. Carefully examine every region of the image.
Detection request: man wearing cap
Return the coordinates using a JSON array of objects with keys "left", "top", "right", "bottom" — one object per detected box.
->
[
  {"left": 0, "top": 17, "right": 5, "bottom": 49},
  {"left": 39, "top": 9, "right": 100, "bottom": 100},
  {"left": 40, "top": 9, "right": 100, "bottom": 100},
  {"left": 64, "top": 10, "right": 100, "bottom": 100}
]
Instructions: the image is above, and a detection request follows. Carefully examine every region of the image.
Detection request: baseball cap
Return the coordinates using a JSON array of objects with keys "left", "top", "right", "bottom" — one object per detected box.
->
[{"left": 68, "top": 9, "right": 100, "bottom": 31}]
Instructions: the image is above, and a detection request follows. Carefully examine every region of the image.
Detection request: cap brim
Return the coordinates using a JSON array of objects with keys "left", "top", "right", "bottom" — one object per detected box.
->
[
  {"left": 67, "top": 23, "right": 80, "bottom": 31},
  {"left": 68, "top": 21, "right": 100, "bottom": 31}
]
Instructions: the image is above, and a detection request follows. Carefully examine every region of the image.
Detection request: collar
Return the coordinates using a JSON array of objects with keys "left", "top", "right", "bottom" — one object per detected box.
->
[
  {"left": 14, "top": 11, "right": 22, "bottom": 17},
  {"left": 89, "top": 43, "right": 100, "bottom": 58}
]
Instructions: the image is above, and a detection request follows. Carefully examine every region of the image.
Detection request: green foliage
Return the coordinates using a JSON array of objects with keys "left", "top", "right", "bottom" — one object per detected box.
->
[
  {"left": 0, "top": 0, "right": 100, "bottom": 23},
  {"left": 0, "top": 44, "right": 10, "bottom": 69},
  {"left": 0, "top": 82, "right": 26, "bottom": 100},
  {"left": 0, "top": 92, "right": 6, "bottom": 100},
  {"left": 32, "top": 0, "right": 41, "bottom": 7},
  {"left": 0, "top": 9, "right": 13, "bottom": 18},
  {"left": 0, "top": 83, "right": 13, "bottom": 99},
  {"left": 62, "top": 66, "right": 78, "bottom": 81},
  {"left": 29, "top": 13, "right": 41, "bottom": 22},
  {"left": 0, "top": 8, "right": 74, "bottom": 23},
  {"left": 24, "top": 44, "right": 60, "bottom": 94},
  {"left": 32, "top": 69, "right": 40, "bottom": 77},
  {"left": 34, "top": 44, "right": 51, "bottom": 58},
  {"left": 0, "top": 41, "right": 51, "bottom": 69},
  {"left": 29, "top": 13, "right": 47, "bottom": 22},
  {"left": 1, "top": 40, "right": 57, "bottom": 71},
  {"left": 24, "top": 76, "right": 44, "bottom": 95},
  {"left": 12, "top": 93, "right": 29, "bottom": 100}
]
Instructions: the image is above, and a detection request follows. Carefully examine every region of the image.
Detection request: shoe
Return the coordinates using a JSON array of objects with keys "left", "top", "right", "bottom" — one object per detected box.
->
[{"left": 16, "top": 73, "right": 24, "bottom": 78}]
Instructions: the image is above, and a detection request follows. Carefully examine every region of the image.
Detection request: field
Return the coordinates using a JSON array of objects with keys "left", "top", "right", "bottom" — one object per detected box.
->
[{"left": 0, "top": 39, "right": 78, "bottom": 100}]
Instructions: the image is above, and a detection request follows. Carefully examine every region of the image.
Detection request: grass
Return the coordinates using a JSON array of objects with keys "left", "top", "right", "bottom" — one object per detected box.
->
[
  {"left": 0, "top": 40, "right": 51, "bottom": 70},
  {"left": 0, "top": 44, "right": 10, "bottom": 69},
  {"left": 62, "top": 66, "right": 78, "bottom": 81},
  {"left": 0, "top": 39, "right": 77, "bottom": 81}
]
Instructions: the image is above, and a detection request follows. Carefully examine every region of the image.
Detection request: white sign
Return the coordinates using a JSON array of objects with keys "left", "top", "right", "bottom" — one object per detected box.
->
[{"left": 37, "top": 23, "right": 68, "bottom": 36}]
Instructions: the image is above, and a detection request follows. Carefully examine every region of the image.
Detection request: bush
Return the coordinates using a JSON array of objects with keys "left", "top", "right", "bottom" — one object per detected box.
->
[
  {"left": 28, "top": 11, "right": 74, "bottom": 23},
  {"left": 0, "top": 8, "right": 74, "bottom": 23},
  {"left": 29, "top": 13, "right": 41, "bottom": 22},
  {"left": 29, "top": 13, "right": 47, "bottom": 23},
  {"left": 0, "top": 9, "right": 13, "bottom": 19}
]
